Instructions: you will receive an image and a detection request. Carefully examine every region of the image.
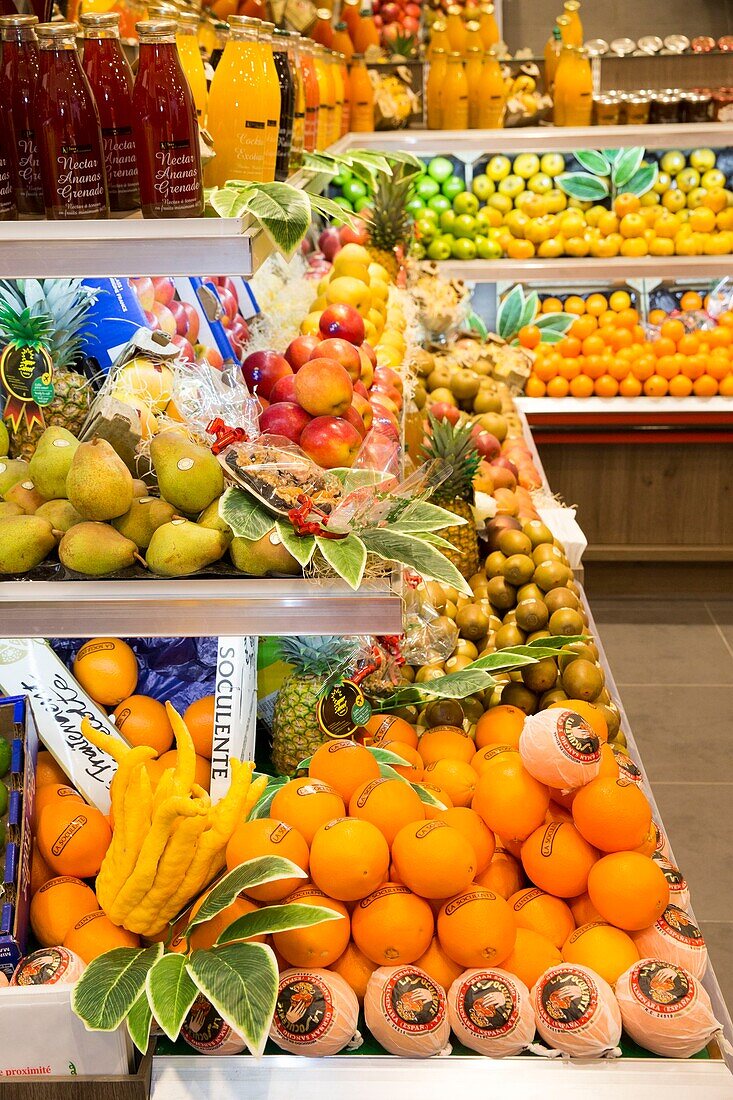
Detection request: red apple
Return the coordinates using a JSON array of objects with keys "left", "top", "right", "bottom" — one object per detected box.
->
[
  {"left": 342, "top": 405, "right": 366, "bottom": 439},
  {"left": 405, "top": 1, "right": 420, "bottom": 14},
  {"left": 353, "top": 380, "right": 369, "bottom": 399},
  {"left": 151, "top": 302, "right": 176, "bottom": 337},
  {"left": 474, "top": 431, "right": 501, "bottom": 460},
  {"left": 269, "top": 374, "right": 298, "bottom": 404},
  {"left": 381, "top": 21, "right": 402, "bottom": 43},
  {"left": 370, "top": 393, "right": 400, "bottom": 418},
  {"left": 152, "top": 276, "right": 175, "bottom": 306},
  {"left": 309, "top": 338, "right": 362, "bottom": 382},
  {"left": 357, "top": 348, "right": 374, "bottom": 388},
  {"left": 319, "top": 304, "right": 365, "bottom": 346},
  {"left": 371, "top": 410, "right": 400, "bottom": 440},
  {"left": 259, "top": 402, "right": 312, "bottom": 445},
  {"left": 219, "top": 276, "right": 238, "bottom": 300},
  {"left": 242, "top": 350, "right": 293, "bottom": 399},
  {"left": 428, "top": 402, "right": 461, "bottom": 425},
  {"left": 300, "top": 415, "right": 362, "bottom": 469},
  {"left": 285, "top": 334, "right": 320, "bottom": 371},
  {"left": 181, "top": 302, "right": 200, "bottom": 343},
  {"left": 351, "top": 393, "right": 373, "bottom": 430},
  {"left": 168, "top": 299, "right": 189, "bottom": 337},
  {"left": 295, "top": 358, "right": 353, "bottom": 416},
  {"left": 488, "top": 465, "right": 516, "bottom": 491},
  {"left": 381, "top": 3, "right": 399, "bottom": 21},
  {"left": 373, "top": 365, "right": 403, "bottom": 392},
  {"left": 402, "top": 14, "right": 419, "bottom": 33},
  {"left": 492, "top": 456, "right": 519, "bottom": 479},
  {"left": 144, "top": 309, "right": 156, "bottom": 329},
  {"left": 216, "top": 286, "right": 239, "bottom": 326},
  {"left": 318, "top": 227, "right": 342, "bottom": 262},
  {"left": 360, "top": 341, "right": 377, "bottom": 367},
  {"left": 171, "top": 334, "right": 195, "bottom": 362},
  {"left": 339, "top": 221, "right": 369, "bottom": 247},
  {"left": 130, "top": 276, "right": 155, "bottom": 312}
]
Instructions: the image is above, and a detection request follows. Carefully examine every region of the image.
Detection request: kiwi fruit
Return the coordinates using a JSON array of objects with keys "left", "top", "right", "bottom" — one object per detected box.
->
[
  {"left": 456, "top": 604, "right": 490, "bottom": 641},
  {"left": 454, "top": 639, "right": 479, "bottom": 660},
  {"left": 561, "top": 659, "right": 604, "bottom": 701},
  {"left": 484, "top": 551, "right": 507, "bottom": 578},
  {"left": 540, "top": 688, "right": 568, "bottom": 708},
  {"left": 487, "top": 576, "right": 516, "bottom": 611},
  {"left": 494, "top": 623, "right": 526, "bottom": 649},
  {"left": 501, "top": 682, "right": 537, "bottom": 715},
  {"left": 496, "top": 529, "right": 532, "bottom": 557},
  {"left": 517, "top": 582, "right": 544, "bottom": 603},
  {"left": 533, "top": 561, "right": 572, "bottom": 592},
  {"left": 523, "top": 519, "right": 553, "bottom": 547},
  {"left": 543, "top": 587, "right": 580, "bottom": 615},
  {"left": 558, "top": 642, "right": 597, "bottom": 672},
  {"left": 532, "top": 543, "right": 565, "bottom": 567},
  {"left": 502, "top": 553, "right": 536, "bottom": 586},
  {"left": 527, "top": 630, "right": 552, "bottom": 643},
  {"left": 515, "top": 598, "right": 549, "bottom": 632},
  {"left": 522, "top": 657, "right": 558, "bottom": 694},
  {"left": 548, "top": 608, "right": 585, "bottom": 637},
  {"left": 424, "top": 699, "right": 465, "bottom": 728},
  {"left": 415, "top": 665, "right": 445, "bottom": 684}
]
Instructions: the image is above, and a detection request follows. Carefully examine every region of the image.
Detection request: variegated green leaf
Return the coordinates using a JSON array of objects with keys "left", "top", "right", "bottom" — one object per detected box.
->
[
  {"left": 497, "top": 284, "right": 524, "bottom": 340},
  {"left": 625, "top": 163, "right": 658, "bottom": 197},
  {"left": 518, "top": 290, "right": 540, "bottom": 330},
  {"left": 72, "top": 944, "right": 163, "bottom": 1032},
  {"left": 535, "top": 312, "right": 575, "bottom": 334},
  {"left": 412, "top": 783, "right": 448, "bottom": 809},
  {"left": 185, "top": 858, "right": 307, "bottom": 935},
  {"left": 309, "top": 191, "right": 362, "bottom": 229},
  {"left": 207, "top": 185, "right": 256, "bottom": 219},
  {"left": 187, "top": 943, "right": 278, "bottom": 1057},
  {"left": 217, "top": 903, "right": 345, "bottom": 944},
  {"left": 556, "top": 173, "right": 610, "bottom": 201},
  {"left": 243, "top": 183, "right": 311, "bottom": 257},
  {"left": 529, "top": 634, "right": 588, "bottom": 648},
  {"left": 574, "top": 149, "right": 611, "bottom": 176},
  {"left": 360, "top": 528, "right": 472, "bottom": 595},
  {"left": 612, "top": 147, "right": 645, "bottom": 189},
  {"left": 249, "top": 776, "right": 290, "bottom": 819},
  {"left": 603, "top": 149, "right": 623, "bottom": 165},
  {"left": 315, "top": 533, "right": 367, "bottom": 590},
  {"left": 219, "top": 487, "right": 275, "bottom": 541},
  {"left": 367, "top": 745, "right": 411, "bottom": 766},
  {"left": 146, "top": 953, "right": 198, "bottom": 1043},
  {"left": 127, "top": 991, "right": 153, "bottom": 1055},
  {"left": 391, "top": 500, "right": 467, "bottom": 534},
  {"left": 275, "top": 521, "right": 316, "bottom": 566}
]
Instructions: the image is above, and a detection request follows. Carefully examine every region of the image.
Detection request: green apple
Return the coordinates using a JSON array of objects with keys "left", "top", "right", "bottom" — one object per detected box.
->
[
  {"left": 427, "top": 156, "right": 455, "bottom": 183},
  {"left": 472, "top": 173, "right": 495, "bottom": 201},
  {"left": 419, "top": 207, "right": 439, "bottom": 224},
  {"left": 527, "top": 172, "right": 553, "bottom": 195},
  {"left": 513, "top": 153, "right": 541, "bottom": 179},
  {"left": 685, "top": 187, "right": 708, "bottom": 209},
  {"left": 333, "top": 196, "right": 354, "bottom": 212},
  {"left": 476, "top": 235, "right": 502, "bottom": 259},
  {"left": 354, "top": 197, "right": 371, "bottom": 213},
  {"left": 442, "top": 175, "right": 465, "bottom": 201},
  {"left": 406, "top": 196, "right": 426, "bottom": 217},
  {"left": 451, "top": 236, "right": 477, "bottom": 260},
  {"left": 416, "top": 216, "right": 438, "bottom": 241},
  {"left": 453, "top": 213, "right": 477, "bottom": 238},
  {"left": 428, "top": 193, "right": 451, "bottom": 214},
  {"left": 660, "top": 149, "right": 686, "bottom": 176},
  {"left": 476, "top": 207, "right": 497, "bottom": 228},
  {"left": 415, "top": 176, "right": 440, "bottom": 200},
  {"left": 453, "top": 191, "right": 479, "bottom": 216},
  {"left": 440, "top": 208, "right": 457, "bottom": 232},
  {"left": 540, "top": 152, "right": 566, "bottom": 177},
  {"left": 333, "top": 167, "right": 353, "bottom": 187},
  {"left": 498, "top": 174, "right": 525, "bottom": 198},
  {"left": 342, "top": 178, "right": 368, "bottom": 204},
  {"left": 689, "top": 148, "right": 716, "bottom": 172},
  {"left": 412, "top": 242, "right": 426, "bottom": 259},
  {"left": 486, "top": 155, "right": 511, "bottom": 181},
  {"left": 427, "top": 236, "right": 452, "bottom": 261}
]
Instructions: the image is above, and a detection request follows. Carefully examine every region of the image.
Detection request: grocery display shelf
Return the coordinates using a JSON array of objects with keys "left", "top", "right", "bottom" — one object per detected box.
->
[
  {"left": 0, "top": 576, "right": 403, "bottom": 638},
  {"left": 421, "top": 256, "right": 733, "bottom": 284},
  {"left": 518, "top": 395, "right": 733, "bottom": 444}
]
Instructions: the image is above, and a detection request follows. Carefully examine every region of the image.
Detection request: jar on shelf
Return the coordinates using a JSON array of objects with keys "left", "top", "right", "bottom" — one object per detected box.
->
[
  {"left": 624, "top": 94, "right": 650, "bottom": 125},
  {"left": 593, "top": 94, "right": 621, "bottom": 125},
  {"left": 649, "top": 91, "right": 681, "bottom": 124},
  {"left": 680, "top": 90, "right": 711, "bottom": 123}
]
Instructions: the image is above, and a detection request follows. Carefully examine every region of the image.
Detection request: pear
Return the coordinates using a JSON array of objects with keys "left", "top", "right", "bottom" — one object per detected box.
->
[
  {"left": 146, "top": 518, "right": 228, "bottom": 577},
  {"left": 0, "top": 515, "right": 57, "bottom": 574},
  {"left": 0, "top": 501, "right": 25, "bottom": 518},
  {"left": 4, "top": 479, "right": 46, "bottom": 513},
  {"left": 0, "top": 421, "right": 8, "bottom": 457},
  {"left": 59, "top": 521, "right": 140, "bottom": 576},
  {"left": 150, "top": 430, "right": 224, "bottom": 515},
  {"left": 112, "top": 496, "right": 178, "bottom": 550},
  {"left": 198, "top": 497, "right": 233, "bottom": 544},
  {"left": 0, "top": 458, "right": 28, "bottom": 496},
  {"left": 66, "top": 438, "right": 134, "bottom": 521},
  {"left": 36, "top": 499, "right": 84, "bottom": 533},
  {"left": 229, "top": 529, "right": 300, "bottom": 577},
  {"left": 28, "top": 426, "right": 79, "bottom": 500},
  {"left": 132, "top": 479, "right": 150, "bottom": 498}
]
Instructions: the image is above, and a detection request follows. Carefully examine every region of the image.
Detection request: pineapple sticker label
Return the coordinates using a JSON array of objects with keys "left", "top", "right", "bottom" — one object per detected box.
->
[
  {"left": 316, "top": 679, "right": 372, "bottom": 740},
  {"left": 0, "top": 342, "right": 54, "bottom": 433}
]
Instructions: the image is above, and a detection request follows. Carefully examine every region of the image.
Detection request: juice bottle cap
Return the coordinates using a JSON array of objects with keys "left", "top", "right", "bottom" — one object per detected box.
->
[
  {"left": 316, "top": 6, "right": 331, "bottom": 16},
  {"left": 467, "top": 45, "right": 481, "bottom": 53},
  {"left": 448, "top": 50, "right": 462, "bottom": 57},
  {"left": 335, "top": 20, "right": 348, "bottom": 30},
  {"left": 177, "top": 11, "right": 200, "bottom": 27},
  {"left": 432, "top": 19, "right": 446, "bottom": 30},
  {"left": 147, "top": 2, "right": 179, "bottom": 14},
  {"left": 79, "top": 11, "right": 120, "bottom": 25},
  {"left": 227, "top": 14, "right": 261, "bottom": 27},
  {"left": 447, "top": 5, "right": 462, "bottom": 13},
  {"left": 0, "top": 14, "right": 38, "bottom": 27},
  {"left": 564, "top": 0, "right": 580, "bottom": 10},
  {"left": 136, "top": 18, "right": 178, "bottom": 39},
  {"left": 557, "top": 14, "right": 570, "bottom": 25},
  {"left": 466, "top": 20, "right": 480, "bottom": 30},
  {"left": 431, "top": 46, "right": 446, "bottom": 54},
  {"left": 36, "top": 21, "right": 78, "bottom": 37}
]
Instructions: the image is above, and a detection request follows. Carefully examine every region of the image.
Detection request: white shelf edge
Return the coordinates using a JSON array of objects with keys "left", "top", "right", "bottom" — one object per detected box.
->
[
  {"left": 517, "top": 396, "right": 733, "bottom": 415},
  {"left": 422, "top": 256, "right": 733, "bottom": 283}
]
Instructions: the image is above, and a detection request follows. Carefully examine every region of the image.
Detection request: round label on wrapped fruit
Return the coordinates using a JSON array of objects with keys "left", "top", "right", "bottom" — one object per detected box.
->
[
  {"left": 554, "top": 711, "right": 601, "bottom": 765},
  {"left": 631, "top": 960, "right": 696, "bottom": 1016},
  {"left": 382, "top": 967, "right": 446, "bottom": 1034},
  {"left": 182, "top": 994, "right": 246, "bottom": 1054},
  {"left": 652, "top": 855, "right": 690, "bottom": 906},
  {"left": 656, "top": 905, "right": 705, "bottom": 948},
  {"left": 272, "top": 972, "right": 333, "bottom": 1045},
  {"left": 454, "top": 971, "right": 520, "bottom": 1038},
  {"left": 11, "top": 947, "right": 85, "bottom": 986},
  {"left": 536, "top": 966, "right": 597, "bottom": 1031},
  {"left": 316, "top": 679, "right": 372, "bottom": 739},
  {"left": 613, "top": 749, "right": 643, "bottom": 784}
]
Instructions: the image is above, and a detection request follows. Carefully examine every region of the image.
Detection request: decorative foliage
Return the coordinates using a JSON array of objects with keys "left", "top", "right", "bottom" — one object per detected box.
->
[
  {"left": 558, "top": 146, "right": 658, "bottom": 202},
  {"left": 497, "top": 284, "right": 574, "bottom": 346}
]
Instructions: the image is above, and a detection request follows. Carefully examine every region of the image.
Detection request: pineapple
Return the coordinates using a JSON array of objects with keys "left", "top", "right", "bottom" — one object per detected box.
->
[
  {"left": 0, "top": 279, "right": 97, "bottom": 459},
  {"left": 366, "top": 163, "right": 417, "bottom": 279},
  {"left": 271, "top": 636, "right": 359, "bottom": 776},
  {"left": 420, "top": 413, "right": 481, "bottom": 579}
]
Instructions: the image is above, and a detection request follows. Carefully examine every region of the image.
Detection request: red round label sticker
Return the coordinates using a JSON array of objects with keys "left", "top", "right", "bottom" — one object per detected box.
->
[
  {"left": 382, "top": 967, "right": 446, "bottom": 1034},
  {"left": 657, "top": 905, "right": 705, "bottom": 947},
  {"left": 456, "top": 972, "right": 520, "bottom": 1038},
  {"left": 273, "top": 972, "right": 334, "bottom": 1045},
  {"left": 537, "top": 967, "right": 598, "bottom": 1032},
  {"left": 630, "top": 960, "right": 697, "bottom": 1016},
  {"left": 554, "top": 712, "right": 601, "bottom": 764},
  {"left": 182, "top": 994, "right": 234, "bottom": 1052}
]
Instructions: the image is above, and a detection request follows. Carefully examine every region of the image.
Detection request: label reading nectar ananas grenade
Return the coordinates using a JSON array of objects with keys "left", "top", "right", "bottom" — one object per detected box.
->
[{"left": 316, "top": 679, "right": 371, "bottom": 739}]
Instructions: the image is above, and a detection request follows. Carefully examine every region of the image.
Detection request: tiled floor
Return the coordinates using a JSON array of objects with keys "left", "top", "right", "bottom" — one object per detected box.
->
[{"left": 591, "top": 597, "right": 733, "bottom": 1016}]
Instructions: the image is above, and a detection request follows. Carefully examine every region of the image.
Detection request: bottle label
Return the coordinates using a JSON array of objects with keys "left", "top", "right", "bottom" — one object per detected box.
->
[
  {"left": 102, "top": 125, "right": 138, "bottom": 196},
  {"left": 16, "top": 131, "right": 43, "bottom": 203},
  {"left": 154, "top": 139, "right": 200, "bottom": 212},
  {"left": 56, "top": 144, "right": 106, "bottom": 216},
  {"left": 0, "top": 147, "right": 14, "bottom": 215}
]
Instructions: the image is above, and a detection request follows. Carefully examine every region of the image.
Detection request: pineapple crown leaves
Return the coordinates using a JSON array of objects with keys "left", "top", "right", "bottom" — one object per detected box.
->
[
  {"left": 277, "top": 635, "right": 361, "bottom": 676},
  {"left": 0, "top": 279, "right": 98, "bottom": 369},
  {"left": 419, "top": 413, "right": 481, "bottom": 503},
  {"left": 558, "top": 146, "right": 657, "bottom": 203},
  {"left": 497, "top": 284, "right": 574, "bottom": 346},
  {"left": 0, "top": 302, "right": 54, "bottom": 351}
]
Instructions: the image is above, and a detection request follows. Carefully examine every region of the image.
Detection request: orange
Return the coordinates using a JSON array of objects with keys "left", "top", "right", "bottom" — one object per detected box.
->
[
  {"left": 632, "top": 355, "right": 655, "bottom": 381},
  {"left": 710, "top": 325, "right": 732, "bottom": 349},
  {"left": 508, "top": 887, "right": 575, "bottom": 949},
  {"left": 644, "top": 374, "right": 668, "bottom": 397},
  {"left": 352, "top": 882, "right": 434, "bottom": 965},
  {"left": 608, "top": 290, "right": 631, "bottom": 312},
  {"left": 573, "top": 777, "right": 652, "bottom": 853},
  {"left": 30, "top": 876, "right": 99, "bottom": 947},
  {"left": 521, "top": 821, "right": 598, "bottom": 898},
  {"left": 518, "top": 324, "right": 541, "bottom": 349},
  {"left": 416, "top": 782, "right": 454, "bottom": 817},
  {"left": 417, "top": 726, "right": 475, "bottom": 766},
  {"left": 472, "top": 743, "right": 519, "bottom": 777},
  {"left": 557, "top": 335, "right": 581, "bottom": 358},
  {"left": 689, "top": 207, "right": 716, "bottom": 233},
  {"left": 558, "top": 358, "right": 581, "bottom": 381},
  {"left": 660, "top": 318, "right": 685, "bottom": 344},
  {"left": 273, "top": 884, "right": 350, "bottom": 967},
  {"left": 614, "top": 193, "right": 640, "bottom": 218},
  {"left": 437, "top": 887, "right": 516, "bottom": 968},
  {"left": 542, "top": 297, "right": 563, "bottom": 314},
  {"left": 225, "top": 818, "right": 310, "bottom": 901},
  {"left": 534, "top": 358, "right": 558, "bottom": 382},
  {"left": 391, "top": 819, "right": 476, "bottom": 899},
  {"left": 562, "top": 921, "right": 639, "bottom": 986},
  {"left": 33, "top": 783, "right": 82, "bottom": 829},
  {"left": 693, "top": 374, "right": 718, "bottom": 397},
  {"left": 423, "top": 759, "right": 478, "bottom": 808},
  {"left": 677, "top": 332, "right": 699, "bottom": 357},
  {"left": 719, "top": 375, "right": 733, "bottom": 397},
  {"left": 112, "top": 695, "right": 174, "bottom": 756},
  {"left": 35, "top": 751, "right": 69, "bottom": 789},
  {"left": 64, "top": 910, "right": 140, "bottom": 962},
  {"left": 546, "top": 377, "right": 569, "bottom": 398},
  {"left": 308, "top": 738, "right": 380, "bottom": 801},
  {"left": 189, "top": 893, "right": 266, "bottom": 950},
  {"left": 547, "top": 699, "right": 608, "bottom": 742},
  {"left": 349, "top": 776, "right": 424, "bottom": 844},
  {"left": 436, "top": 807, "right": 495, "bottom": 873},
  {"left": 329, "top": 941, "right": 377, "bottom": 1002},
  {"left": 581, "top": 333, "right": 605, "bottom": 358},
  {"left": 182, "top": 696, "right": 215, "bottom": 758},
  {"left": 584, "top": 354, "right": 606, "bottom": 380},
  {"left": 652, "top": 336, "right": 676, "bottom": 358},
  {"left": 472, "top": 757, "right": 549, "bottom": 843},
  {"left": 474, "top": 705, "right": 525, "bottom": 750},
  {"left": 587, "top": 851, "right": 669, "bottom": 931},
  {"left": 362, "top": 713, "right": 418, "bottom": 750},
  {"left": 152, "top": 751, "right": 211, "bottom": 791},
  {"left": 680, "top": 291, "right": 703, "bottom": 312},
  {"left": 598, "top": 742, "right": 620, "bottom": 779},
  {"left": 648, "top": 308, "right": 666, "bottom": 325},
  {"left": 619, "top": 213, "right": 645, "bottom": 238},
  {"left": 271, "top": 777, "right": 345, "bottom": 845},
  {"left": 378, "top": 740, "right": 423, "bottom": 782},
  {"left": 30, "top": 842, "right": 53, "bottom": 896},
  {"left": 36, "top": 799, "right": 111, "bottom": 879},
  {"left": 563, "top": 295, "right": 586, "bottom": 316},
  {"left": 569, "top": 892, "right": 603, "bottom": 925},
  {"left": 309, "top": 817, "right": 390, "bottom": 901},
  {"left": 594, "top": 375, "right": 619, "bottom": 398},
  {"left": 525, "top": 376, "right": 546, "bottom": 398},
  {"left": 414, "top": 935, "right": 463, "bottom": 990},
  {"left": 502, "top": 927, "right": 561, "bottom": 990},
  {"left": 570, "top": 315, "right": 597, "bottom": 341},
  {"left": 619, "top": 375, "right": 643, "bottom": 397},
  {"left": 73, "top": 638, "right": 138, "bottom": 706},
  {"left": 569, "top": 374, "right": 594, "bottom": 398},
  {"left": 585, "top": 293, "right": 608, "bottom": 316},
  {"left": 476, "top": 847, "right": 525, "bottom": 898}
]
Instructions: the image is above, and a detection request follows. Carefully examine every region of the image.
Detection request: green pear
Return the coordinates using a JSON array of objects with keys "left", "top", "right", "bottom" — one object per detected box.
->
[
  {"left": 36, "top": 499, "right": 84, "bottom": 533},
  {"left": 28, "top": 426, "right": 79, "bottom": 500},
  {"left": 66, "top": 437, "right": 133, "bottom": 521},
  {"left": 0, "top": 458, "right": 29, "bottom": 497},
  {"left": 112, "top": 496, "right": 178, "bottom": 549},
  {"left": 4, "top": 479, "right": 46, "bottom": 513},
  {"left": 229, "top": 529, "right": 300, "bottom": 577},
  {"left": 58, "top": 521, "right": 140, "bottom": 576},
  {"left": 0, "top": 501, "right": 25, "bottom": 518},
  {"left": 150, "top": 430, "right": 224, "bottom": 514},
  {"left": 132, "top": 479, "right": 150, "bottom": 498},
  {"left": 0, "top": 515, "right": 57, "bottom": 574},
  {"left": 146, "top": 518, "right": 228, "bottom": 577},
  {"left": 0, "top": 421, "right": 8, "bottom": 457},
  {"left": 198, "top": 497, "right": 233, "bottom": 544}
]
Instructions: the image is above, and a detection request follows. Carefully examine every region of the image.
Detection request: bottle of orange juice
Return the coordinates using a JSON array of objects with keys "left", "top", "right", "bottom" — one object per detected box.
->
[
  {"left": 477, "top": 47, "right": 505, "bottom": 127},
  {"left": 465, "top": 45, "right": 483, "bottom": 127},
  {"left": 427, "top": 19, "right": 449, "bottom": 58},
  {"left": 425, "top": 46, "right": 447, "bottom": 128},
  {"left": 478, "top": 2, "right": 499, "bottom": 49},
  {"left": 337, "top": 51, "right": 351, "bottom": 134},
  {"left": 332, "top": 20, "right": 354, "bottom": 60},
  {"left": 560, "top": 45, "right": 592, "bottom": 124},
  {"left": 465, "top": 19, "right": 482, "bottom": 53},
  {"left": 445, "top": 6, "right": 467, "bottom": 54},
  {"left": 342, "top": 0, "right": 361, "bottom": 42},
  {"left": 206, "top": 15, "right": 270, "bottom": 185},
  {"left": 349, "top": 52, "right": 374, "bottom": 130},
  {"left": 175, "top": 11, "right": 207, "bottom": 123},
  {"left": 544, "top": 24, "right": 561, "bottom": 91},
  {"left": 443, "top": 51, "right": 468, "bottom": 129},
  {"left": 259, "top": 22, "right": 282, "bottom": 180},
  {"left": 311, "top": 8, "right": 334, "bottom": 48},
  {"left": 299, "top": 40, "right": 320, "bottom": 152},
  {"left": 286, "top": 31, "right": 306, "bottom": 171},
  {"left": 313, "top": 43, "right": 335, "bottom": 148},
  {"left": 329, "top": 50, "right": 344, "bottom": 143},
  {"left": 352, "top": 7, "right": 380, "bottom": 53},
  {"left": 562, "top": 0, "right": 583, "bottom": 46}
]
